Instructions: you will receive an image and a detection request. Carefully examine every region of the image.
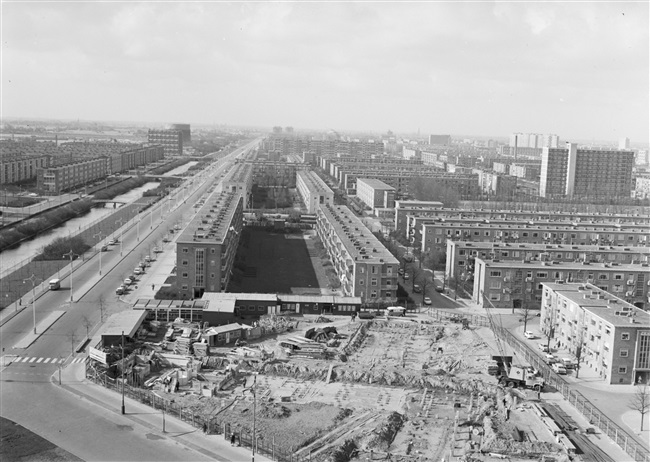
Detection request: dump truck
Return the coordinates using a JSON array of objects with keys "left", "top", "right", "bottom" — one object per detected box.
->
[{"left": 490, "top": 355, "right": 545, "bottom": 390}]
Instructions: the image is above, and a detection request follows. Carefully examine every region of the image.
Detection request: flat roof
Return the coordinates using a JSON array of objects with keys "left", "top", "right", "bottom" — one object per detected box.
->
[
  {"left": 356, "top": 178, "right": 395, "bottom": 191},
  {"left": 543, "top": 282, "right": 650, "bottom": 327},
  {"left": 177, "top": 191, "right": 242, "bottom": 244},
  {"left": 477, "top": 258, "right": 650, "bottom": 272},
  {"left": 448, "top": 240, "right": 650, "bottom": 255},
  {"left": 101, "top": 310, "right": 148, "bottom": 338}
]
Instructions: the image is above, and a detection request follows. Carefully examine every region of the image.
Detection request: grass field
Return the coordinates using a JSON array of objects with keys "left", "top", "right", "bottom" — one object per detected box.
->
[{"left": 231, "top": 227, "right": 319, "bottom": 293}]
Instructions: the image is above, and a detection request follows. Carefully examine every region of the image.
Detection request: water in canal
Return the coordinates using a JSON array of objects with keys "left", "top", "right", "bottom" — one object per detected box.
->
[{"left": 0, "top": 182, "right": 160, "bottom": 271}]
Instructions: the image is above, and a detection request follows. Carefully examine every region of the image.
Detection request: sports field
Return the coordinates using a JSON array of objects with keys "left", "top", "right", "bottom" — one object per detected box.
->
[{"left": 232, "top": 227, "right": 320, "bottom": 293}]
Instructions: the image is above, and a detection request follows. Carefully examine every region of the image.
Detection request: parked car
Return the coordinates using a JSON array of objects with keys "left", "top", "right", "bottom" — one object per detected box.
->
[
  {"left": 101, "top": 245, "right": 108, "bottom": 252},
  {"left": 133, "top": 267, "right": 142, "bottom": 275},
  {"left": 413, "top": 284, "right": 422, "bottom": 293},
  {"left": 358, "top": 311, "right": 375, "bottom": 320},
  {"left": 108, "top": 239, "right": 116, "bottom": 245},
  {"left": 435, "top": 285, "right": 444, "bottom": 293},
  {"left": 524, "top": 331, "right": 536, "bottom": 339},
  {"left": 115, "top": 286, "right": 124, "bottom": 295},
  {"left": 144, "top": 255, "right": 152, "bottom": 262},
  {"left": 552, "top": 363, "right": 567, "bottom": 375},
  {"left": 545, "top": 353, "right": 557, "bottom": 364},
  {"left": 423, "top": 297, "right": 432, "bottom": 305},
  {"left": 538, "top": 343, "right": 549, "bottom": 352},
  {"left": 124, "top": 278, "right": 133, "bottom": 286},
  {"left": 398, "top": 268, "right": 404, "bottom": 276},
  {"left": 404, "top": 273, "right": 410, "bottom": 280}
]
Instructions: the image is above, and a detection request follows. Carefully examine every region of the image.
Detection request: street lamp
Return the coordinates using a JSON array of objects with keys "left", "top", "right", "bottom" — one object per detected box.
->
[
  {"left": 93, "top": 232, "right": 104, "bottom": 275},
  {"left": 62, "top": 250, "right": 79, "bottom": 302},
  {"left": 115, "top": 218, "right": 124, "bottom": 256},
  {"left": 121, "top": 330, "right": 126, "bottom": 415},
  {"left": 136, "top": 213, "right": 141, "bottom": 241},
  {"left": 22, "top": 274, "right": 38, "bottom": 334},
  {"left": 149, "top": 200, "right": 154, "bottom": 230}
]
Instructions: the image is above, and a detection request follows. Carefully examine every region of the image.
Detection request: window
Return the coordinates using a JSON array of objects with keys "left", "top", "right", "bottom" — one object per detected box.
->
[
  {"left": 181, "top": 284, "right": 188, "bottom": 290},
  {"left": 614, "top": 274, "right": 623, "bottom": 280},
  {"left": 359, "top": 280, "right": 364, "bottom": 285},
  {"left": 182, "top": 272, "right": 188, "bottom": 278},
  {"left": 371, "top": 266, "right": 377, "bottom": 274},
  {"left": 613, "top": 285, "right": 623, "bottom": 293},
  {"left": 620, "top": 349, "right": 629, "bottom": 357},
  {"left": 459, "top": 250, "right": 466, "bottom": 256},
  {"left": 211, "top": 248, "right": 216, "bottom": 254},
  {"left": 618, "top": 366, "right": 627, "bottom": 374},
  {"left": 489, "top": 281, "right": 501, "bottom": 289},
  {"left": 386, "top": 291, "right": 392, "bottom": 297},
  {"left": 182, "top": 248, "right": 188, "bottom": 253},
  {"left": 489, "top": 294, "right": 501, "bottom": 301},
  {"left": 360, "top": 267, "right": 365, "bottom": 274},
  {"left": 621, "top": 332, "right": 630, "bottom": 341},
  {"left": 490, "top": 270, "right": 502, "bottom": 277},
  {"left": 182, "top": 260, "right": 188, "bottom": 266},
  {"left": 371, "top": 278, "right": 378, "bottom": 286},
  {"left": 598, "top": 274, "right": 609, "bottom": 280},
  {"left": 536, "top": 272, "right": 548, "bottom": 278},
  {"left": 458, "top": 260, "right": 465, "bottom": 266}
]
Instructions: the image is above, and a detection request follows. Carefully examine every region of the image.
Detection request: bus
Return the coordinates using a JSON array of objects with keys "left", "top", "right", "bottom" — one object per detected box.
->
[{"left": 49, "top": 279, "right": 61, "bottom": 290}]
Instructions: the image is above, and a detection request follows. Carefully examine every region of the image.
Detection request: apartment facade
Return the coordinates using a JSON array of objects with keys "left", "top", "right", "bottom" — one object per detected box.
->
[
  {"left": 1, "top": 152, "right": 51, "bottom": 185},
  {"left": 540, "top": 282, "right": 650, "bottom": 385},
  {"left": 36, "top": 157, "right": 107, "bottom": 193},
  {"left": 176, "top": 191, "right": 244, "bottom": 299},
  {"left": 148, "top": 129, "right": 183, "bottom": 157},
  {"left": 356, "top": 178, "right": 395, "bottom": 210},
  {"left": 316, "top": 204, "right": 399, "bottom": 303},
  {"left": 446, "top": 240, "right": 650, "bottom": 283},
  {"left": 296, "top": 170, "right": 334, "bottom": 214},
  {"left": 473, "top": 259, "right": 649, "bottom": 311},
  {"left": 540, "top": 143, "right": 635, "bottom": 199}
]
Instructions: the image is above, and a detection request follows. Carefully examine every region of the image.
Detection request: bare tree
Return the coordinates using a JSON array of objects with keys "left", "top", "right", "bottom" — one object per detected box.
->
[
  {"left": 98, "top": 294, "right": 107, "bottom": 323},
  {"left": 519, "top": 302, "right": 536, "bottom": 333},
  {"left": 68, "top": 329, "right": 77, "bottom": 355},
  {"left": 81, "top": 314, "right": 93, "bottom": 340},
  {"left": 628, "top": 383, "right": 650, "bottom": 432}
]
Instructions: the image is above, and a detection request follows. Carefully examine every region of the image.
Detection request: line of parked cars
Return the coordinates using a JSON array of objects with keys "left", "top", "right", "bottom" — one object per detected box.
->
[{"left": 116, "top": 257, "right": 152, "bottom": 295}]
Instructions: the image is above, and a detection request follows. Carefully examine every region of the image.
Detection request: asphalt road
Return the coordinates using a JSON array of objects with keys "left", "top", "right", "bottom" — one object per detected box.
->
[{"left": 0, "top": 139, "right": 260, "bottom": 461}]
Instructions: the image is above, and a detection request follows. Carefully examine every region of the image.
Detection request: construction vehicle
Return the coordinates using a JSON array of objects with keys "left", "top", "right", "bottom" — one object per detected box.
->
[{"left": 481, "top": 292, "right": 545, "bottom": 391}]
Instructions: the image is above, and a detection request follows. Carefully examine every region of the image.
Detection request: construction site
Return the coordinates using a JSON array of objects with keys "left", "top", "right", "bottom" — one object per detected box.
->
[{"left": 86, "top": 308, "right": 616, "bottom": 462}]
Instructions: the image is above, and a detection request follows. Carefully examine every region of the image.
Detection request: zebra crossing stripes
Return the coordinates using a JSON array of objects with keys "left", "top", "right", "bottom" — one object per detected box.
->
[{"left": 6, "top": 356, "right": 86, "bottom": 365}]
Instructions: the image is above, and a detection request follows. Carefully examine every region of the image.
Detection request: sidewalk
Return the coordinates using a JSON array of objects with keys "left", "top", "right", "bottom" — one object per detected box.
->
[{"left": 55, "top": 363, "right": 272, "bottom": 462}]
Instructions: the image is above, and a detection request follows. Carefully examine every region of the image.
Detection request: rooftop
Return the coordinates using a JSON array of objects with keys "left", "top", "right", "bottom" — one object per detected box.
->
[
  {"left": 478, "top": 258, "right": 650, "bottom": 272},
  {"left": 178, "top": 191, "right": 242, "bottom": 244},
  {"left": 543, "top": 282, "right": 650, "bottom": 327},
  {"left": 356, "top": 178, "right": 395, "bottom": 191}
]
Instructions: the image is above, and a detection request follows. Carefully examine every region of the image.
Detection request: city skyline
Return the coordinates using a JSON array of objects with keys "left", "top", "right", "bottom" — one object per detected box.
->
[{"left": 2, "top": 2, "right": 648, "bottom": 142}]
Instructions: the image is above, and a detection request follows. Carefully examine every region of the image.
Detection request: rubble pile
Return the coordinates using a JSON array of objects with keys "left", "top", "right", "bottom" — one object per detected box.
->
[
  {"left": 257, "top": 314, "right": 296, "bottom": 335},
  {"left": 480, "top": 416, "right": 560, "bottom": 458},
  {"left": 358, "top": 411, "right": 404, "bottom": 452}
]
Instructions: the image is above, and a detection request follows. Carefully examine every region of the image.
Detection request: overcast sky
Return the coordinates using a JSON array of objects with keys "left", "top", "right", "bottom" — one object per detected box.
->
[{"left": 2, "top": 1, "right": 648, "bottom": 142}]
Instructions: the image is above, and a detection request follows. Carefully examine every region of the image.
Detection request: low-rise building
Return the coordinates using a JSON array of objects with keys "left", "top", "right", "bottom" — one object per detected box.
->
[
  {"left": 37, "top": 157, "right": 107, "bottom": 193},
  {"left": 356, "top": 178, "right": 395, "bottom": 210},
  {"left": 296, "top": 170, "right": 334, "bottom": 213},
  {"left": 540, "top": 282, "right": 650, "bottom": 385}
]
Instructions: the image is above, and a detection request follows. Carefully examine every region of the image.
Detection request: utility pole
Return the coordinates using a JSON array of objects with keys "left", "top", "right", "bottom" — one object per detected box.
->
[
  {"left": 62, "top": 250, "right": 79, "bottom": 302},
  {"left": 22, "top": 274, "right": 38, "bottom": 334},
  {"left": 93, "top": 232, "right": 104, "bottom": 275},
  {"left": 121, "top": 330, "right": 126, "bottom": 415},
  {"left": 115, "top": 218, "right": 124, "bottom": 256}
]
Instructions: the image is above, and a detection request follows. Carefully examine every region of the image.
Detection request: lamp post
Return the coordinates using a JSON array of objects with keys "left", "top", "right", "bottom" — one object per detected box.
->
[
  {"left": 62, "top": 250, "right": 79, "bottom": 302},
  {"left": 22, "top": 274, "right": 38, "bottom": 334},
  {"left": 150, "top": 200, "right": 154, "bottom": 230},
  {"left": 136, "top": 213, "right": 141, "bottom": 241},
  {"left": 251, "top": 374, "right": 257, "bottom": 462},
  {"left": 121, "top": 330, "right": 126, "bottom": 415},
  {"left": 93, "top": 232, "right": 104, "bottom": 275},
  {"left": 115, "top": 218, "right": 124, "bottom": 256}
]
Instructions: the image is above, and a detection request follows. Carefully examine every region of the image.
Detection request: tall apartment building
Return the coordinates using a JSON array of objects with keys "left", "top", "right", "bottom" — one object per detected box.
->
[
  {"left": 540, "top": 283, "right": 650, "bottom": 385},
  {"left": 316, "top": 204, "right": 399, "bottom": 303},
  {"left": 176, "top": 191, "right": 244, "bottom": 299},
  {"left": 428, "top": 135, "right": 452, "bottom": 146},
  {"left": 356, "top": 178, "right": 395, "bottom": 210},
  {"left": 473, "top": 259, "right": 649, "bottom": 311},
  {"left": 219, "top": 162, "right": 253, "bottom": 209},
  {"left": 296, "top": 170, "right": 334, "bottom": 213},
  {"left": 148, "top": 129, "right": 183, "bottom": 157},
  {"left": 37, "top": 157, "right": 107, "bottom": 193},
  {"left": 170, "top": 124, "right": 191, "bottom": 144},
  {"left": 509, "top": 133, "right": 560, "bottom": 149},
  {"left": 619, "top": 137, "right": 630, "bottom": 150},
  {"left": 540, "top": 143, "right": 634, "bottom": 198}
]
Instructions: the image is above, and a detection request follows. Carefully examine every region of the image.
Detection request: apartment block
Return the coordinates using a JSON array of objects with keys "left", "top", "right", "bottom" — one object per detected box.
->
[
  {"left": 473, "top": 259, "right": 649, "bottom": 311},
  {"left": 446, "top": 240, "right": 650, "bottom": 283},
  {"left": 148, "top": 129, "right": 183, "bottom": 157},
  {"left": 540, "top": 143, "right": 634, "bottom": 199},
  {"left": 1, "top": 152, "right": 51, "bottom": 185},
  {"left": 296, "top": 170, "right": 334, "bottom": 213},
  {"left": 37, "top": 157, "right": 107, "bottom": 193},
  {"left": 394, "top": 200, "right": 444, "bottom": 234},
  {"left": 420, "top": 219, "right": 649, "bottom": 253},
  {"left": 176, "top": 191, "right": 244, "bottom": 299},
  {"left": 428, "top": 135, "right": 452, "bottom": 146},
  {"left": 540, "top": 283, "right": 650, "bottom": 385},
  {"left": 634, "top": 174, "right": 650, "bottom": 199},
  {"left": 356, "top": 178, "right": 395, "bottom": 210},
  {"left": 218, "top": 162, "right": 253, "bottom": 209},
  {"left": 316, "top": 204, "right": 399, "bottom": 302}
]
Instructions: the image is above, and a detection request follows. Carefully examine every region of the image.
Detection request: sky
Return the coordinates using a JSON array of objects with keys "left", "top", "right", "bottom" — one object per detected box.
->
[{"left": 2, "top": 1, "right": 648, "bottom": 143}]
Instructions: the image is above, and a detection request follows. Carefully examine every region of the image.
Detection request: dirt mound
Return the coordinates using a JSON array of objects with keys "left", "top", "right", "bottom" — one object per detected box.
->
[
  {"left": 328, "top": 439, "right": 357, "bottom": 462},
  {"left": 358, "top": 412, "right": 404, "bottom": 452},
  {"left": 258, "top": 403, "right": 291, "bottom": 419}
]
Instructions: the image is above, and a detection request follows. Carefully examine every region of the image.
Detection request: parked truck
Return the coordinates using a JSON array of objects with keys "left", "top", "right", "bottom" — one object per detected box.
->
[{"left": 489, "top": 355, "right": 545, "bottom": 391}]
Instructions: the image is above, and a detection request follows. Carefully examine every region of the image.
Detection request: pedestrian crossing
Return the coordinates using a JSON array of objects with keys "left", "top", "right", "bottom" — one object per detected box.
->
[{"left": 2, "top": 356, "right": 86, "bottom": 365}]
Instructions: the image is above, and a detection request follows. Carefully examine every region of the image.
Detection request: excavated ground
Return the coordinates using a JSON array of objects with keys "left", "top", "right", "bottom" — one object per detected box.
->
[{"left": 151, "top": 315, "right": 570, "bottom": 461}]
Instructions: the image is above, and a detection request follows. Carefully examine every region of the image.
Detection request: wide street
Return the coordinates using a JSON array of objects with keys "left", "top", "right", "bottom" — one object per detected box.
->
[{"left": 0, "top": 140, "right": 260, "bottom": 461}]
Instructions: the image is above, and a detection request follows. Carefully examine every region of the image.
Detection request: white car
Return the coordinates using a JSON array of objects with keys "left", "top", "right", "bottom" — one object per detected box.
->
[
  {"left": 124, "top": 278, "right": 133, "bottom": 286},
  {"left": 133, "top": 267, "right": 142, "bottom": 275},
  {"left": 552, "top": 363, "right": 567, "bottom": 375},
  {"left": 423, "top": 297, "right": 432, "bottom": 305},
  {"left": 524, "top": 331, "right": 536, "bottom": 339}
]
